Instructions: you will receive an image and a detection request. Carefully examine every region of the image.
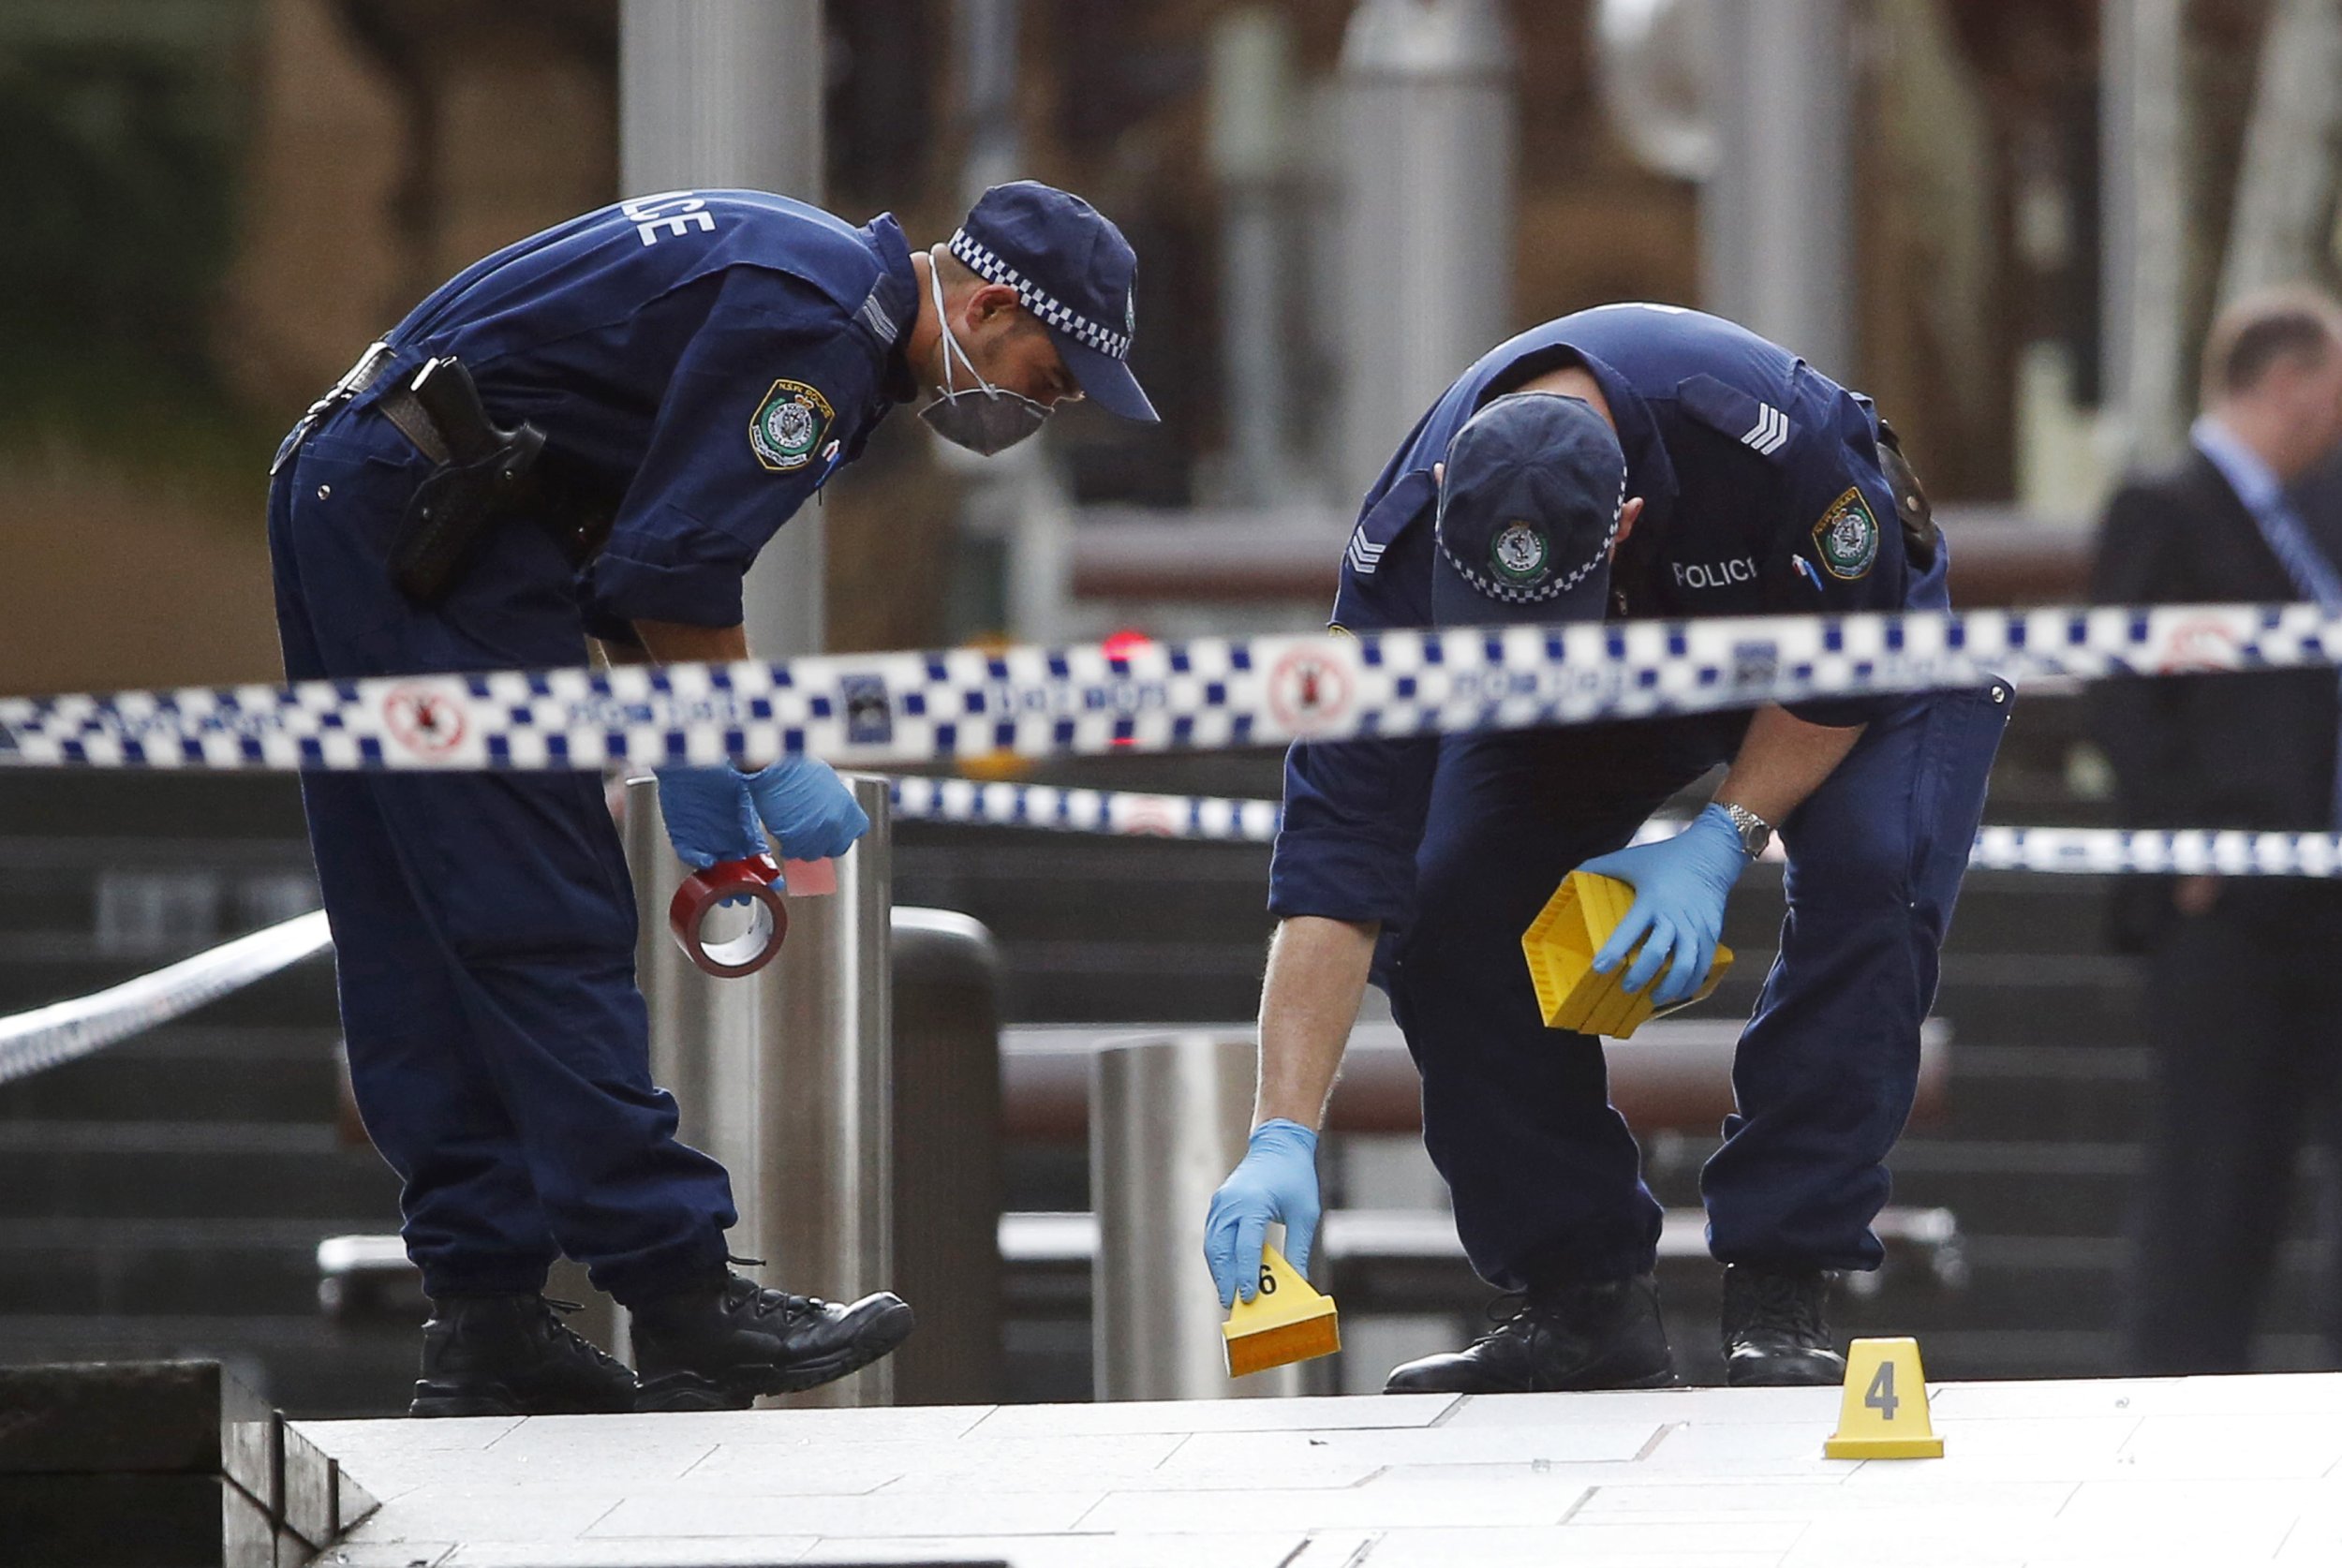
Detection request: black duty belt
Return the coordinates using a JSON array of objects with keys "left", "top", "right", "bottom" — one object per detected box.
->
[
  {"left": 277, "top": 343, "right": 616, "bottom": 601},
  {"left": 270, "top": 338, "right": 400, "bottom": 475}
]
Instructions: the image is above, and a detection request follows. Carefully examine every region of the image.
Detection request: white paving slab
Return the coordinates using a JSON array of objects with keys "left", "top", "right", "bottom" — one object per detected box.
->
[
  {"left": 678, "top": 1431, "right": 1188, "bottom": 1487},
  {"left": 300, "top": 1372, "right": 2342, "bottom": 1567},
  {"left": 963, "top": 1392, "right": 1458, "bottom": 1438},
  {"left": 1154, "top": 1415, "right": 1663, "bottom": 1471},
  {"left": 1359, "top": 1530, "right": 1786, "bottom": 1568},
  {"left": 439, "top": 1543, "right": 819, "bottom": 1568}
]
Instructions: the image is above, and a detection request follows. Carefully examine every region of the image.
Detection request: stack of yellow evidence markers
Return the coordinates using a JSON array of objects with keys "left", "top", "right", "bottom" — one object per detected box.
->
[
  {"left": 1522, "top": 870, "right": 1734, "bottom": 1040},
  {"left": 1223, "top": 1245, "right": 1341, "bottom": 1378}
]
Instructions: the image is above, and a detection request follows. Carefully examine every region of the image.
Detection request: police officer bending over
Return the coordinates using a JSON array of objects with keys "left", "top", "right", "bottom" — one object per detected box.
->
[
  {"left": 1205, "top": 304, "right": 2008, "bottom": 1391},
  {"left": 270, "top": 183, "right": 1156, "bottom": 1414}
]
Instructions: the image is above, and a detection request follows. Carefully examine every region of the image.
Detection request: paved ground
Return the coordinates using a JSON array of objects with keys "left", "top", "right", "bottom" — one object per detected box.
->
[{"left": 300, "top": 1374, "right": 2342, "bottom": 1567}]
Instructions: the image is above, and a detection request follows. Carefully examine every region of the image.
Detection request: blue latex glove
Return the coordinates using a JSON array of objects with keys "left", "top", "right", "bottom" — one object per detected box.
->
[
  {"left": 654, "top": 765, "right": 764, "bottom": 870},
  {"left": 741, "top": 756, "right": 869, "bottom": 862},
  {"left": 1203, "top": 1119, "right": 1322, "bottom": 1308},
  {"left": 1577, "top": 803, "right": 1751, "bottom": 1008}
]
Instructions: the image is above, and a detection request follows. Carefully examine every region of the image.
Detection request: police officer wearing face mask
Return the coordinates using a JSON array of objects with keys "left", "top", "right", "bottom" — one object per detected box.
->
[{"left": 268, "top": 180, "right": 1155, "bottom": 1417}]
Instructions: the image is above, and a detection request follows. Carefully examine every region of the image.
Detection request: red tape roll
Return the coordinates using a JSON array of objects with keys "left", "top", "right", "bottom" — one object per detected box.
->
[{"left": 669, "top": 855, "right": 789, "bottom": 978}]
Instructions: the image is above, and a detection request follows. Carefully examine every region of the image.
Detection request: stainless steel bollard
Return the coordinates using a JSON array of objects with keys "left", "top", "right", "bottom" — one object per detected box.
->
[
  {"left": 755, "top": 774, "right": 895, "bottom": 1407},
  {"left": 888, "top": 908, "right": 1004, "bottom": 1405},
  {"left": 1338, "top": 0, "right": 1516, "bottom": 492},
  {"left": 1091, "top": 1034, "right": 1308, "bottom": 1401},
  {"left": 627, "top": 777, "right": 763, "bottom": 1206},
  {"left": 622, "top": 773, "right": 896, "bottom": 1406}
]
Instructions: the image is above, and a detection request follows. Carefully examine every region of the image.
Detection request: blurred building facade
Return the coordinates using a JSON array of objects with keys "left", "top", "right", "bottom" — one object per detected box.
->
[{"left": 2, "top": 0, "right": 2336, "bottom": 690}]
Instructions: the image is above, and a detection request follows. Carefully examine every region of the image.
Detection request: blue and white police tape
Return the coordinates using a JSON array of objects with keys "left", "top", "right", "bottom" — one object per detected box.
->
[
  {"left": 885, "top": 777, "right": 2342, "bottom": 879},
  {"left": 0, "top": 600, "right": 2332, "bottom": 772},
  {"left": 1969, "top": 825, "right": 2342, "bottom": 877},
  {"left": 0, "top": 909, "right": 331, "bottom": 1088},
  {"left": 888, "top": 776, "right": 1282, "bottom": 841}
]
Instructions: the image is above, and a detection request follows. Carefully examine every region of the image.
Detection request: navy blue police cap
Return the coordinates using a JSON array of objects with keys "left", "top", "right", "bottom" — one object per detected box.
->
[
  {"left": 949, "top": 181, "right": 1159, "bottom": 423},
  {"left": 1433, "top": 391, "right": 1626, "bottom": 622}
]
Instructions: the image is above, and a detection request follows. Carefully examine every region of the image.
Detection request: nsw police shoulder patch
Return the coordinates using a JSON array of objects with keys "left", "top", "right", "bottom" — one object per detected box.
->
[
  {"left": 1812, "top": 486, "right": 1881, "bottom": 580},
  {"left": 749, "top": 379, "right": 835, "bottom": 473}
]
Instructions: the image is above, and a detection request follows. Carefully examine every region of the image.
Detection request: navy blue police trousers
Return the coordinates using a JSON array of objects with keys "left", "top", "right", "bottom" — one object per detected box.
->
[
  {"left": 1386, "top": 681, "right": 2010, "bottom": 1292},
  {"left": 266, "top": 410, "right": 735, "bottom": 1304}
]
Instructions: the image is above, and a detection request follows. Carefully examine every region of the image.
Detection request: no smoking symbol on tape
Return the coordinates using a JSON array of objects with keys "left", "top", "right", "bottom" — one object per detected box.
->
[
  {"left": 2152, "top": 617, "right": 2242, "bottom": 674},
  {"left": 383, "top": 685, "right": 469, "bottom": 759},
  {"left": 1267, "top": 647, "right": 1355, "bottom": 733}
]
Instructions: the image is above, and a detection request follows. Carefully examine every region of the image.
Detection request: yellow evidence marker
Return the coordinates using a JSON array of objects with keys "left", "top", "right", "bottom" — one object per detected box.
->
[
  {"left": 1522, "top": 871, "right": 1734, "bottom": 1040},
  {"left": 1223, "top": 1245, "right": 1341, "bottom": 1378},
  {"left": 1824, "top": 1337, "right": 1944, "bottom": 1459}
]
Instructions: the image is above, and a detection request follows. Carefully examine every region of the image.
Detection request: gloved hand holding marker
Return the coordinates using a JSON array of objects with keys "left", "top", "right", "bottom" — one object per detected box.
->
[
  {"left": 1204, "top": 1119, "right": 1323, "bottom": 1309},
  {"left": 1576, "top": 803, "right": 1750, "bottom": 1008}
]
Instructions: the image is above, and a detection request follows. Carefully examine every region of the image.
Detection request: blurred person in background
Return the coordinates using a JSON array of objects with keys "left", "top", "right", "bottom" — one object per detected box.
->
[
  {"left": 1204, "top": 303, "right": 2011, "bottom": 1392},
  {"left": 268, "top": 181, "right": 1155, "bottom": 1415},
  {"left": 2092, "top": 287, "right": 2342, "bottom": 1376}
]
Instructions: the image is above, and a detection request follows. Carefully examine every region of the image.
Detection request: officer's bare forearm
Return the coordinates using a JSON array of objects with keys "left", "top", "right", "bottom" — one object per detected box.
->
[
  {"left": 631, "top": 619, "right": 751, "bottom": 666},
  {"left": 1254, "top": 915, "right": 1379, "bottom": 1131},
  {"left": 1713, "top": 704, "right": 1864, "bottom": 825}
]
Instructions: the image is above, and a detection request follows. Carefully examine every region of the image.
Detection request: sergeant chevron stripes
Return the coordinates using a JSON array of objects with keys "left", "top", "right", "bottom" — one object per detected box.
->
[
  {"left": 1740, "top": 403, "right": 1791, "bottom": 456},
  {"left": 1346, "top": 526, "right": 1386, "bottom": 576}
]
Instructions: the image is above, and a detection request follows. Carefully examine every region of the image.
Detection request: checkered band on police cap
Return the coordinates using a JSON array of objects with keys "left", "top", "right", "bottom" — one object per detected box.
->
[
  {"left": 1437, "top": 474, "right": 1623, "bottom": 605},
  {"left": 948, "top": 229, "right": 1134, "bottom": 362},
  {"left": 1434, "top": 392, "right": 1628, "bottom": 609}
]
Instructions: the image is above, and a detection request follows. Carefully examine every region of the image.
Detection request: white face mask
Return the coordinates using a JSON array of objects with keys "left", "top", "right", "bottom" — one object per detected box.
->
[{"left": 920, "top": 245, "right": 1053, "bottom": 456}]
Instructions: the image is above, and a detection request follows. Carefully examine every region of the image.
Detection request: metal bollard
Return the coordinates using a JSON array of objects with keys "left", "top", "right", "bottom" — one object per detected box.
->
[
  {"left": 888, "top": 909, "right": 1004, "bottom": 1404},
  {"left": 1091, "top": 1034, "right": 1308, "bottom": 1401},
  {"left": 626, "top": 777, "right": 762, "bottom": 1204},
  {"left": 756, "top": 774, "right": 895, "bottom": 1407},
  {"left": 1338, "top": 0, "right": 1516, "bottom": 491},
  {"left": 623, "top": 773, "right": 896, "bottom": 1406}
]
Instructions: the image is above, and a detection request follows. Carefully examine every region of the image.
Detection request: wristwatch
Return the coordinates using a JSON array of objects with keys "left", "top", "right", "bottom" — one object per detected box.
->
[{"left": 1720, "top": 803, "right": 1773, "bottom": 859}]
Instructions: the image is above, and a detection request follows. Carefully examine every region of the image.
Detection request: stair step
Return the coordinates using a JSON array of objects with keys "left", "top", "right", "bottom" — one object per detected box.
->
[
  {"left": 0, "top": 1122, "right": 397, "bottom": 1221},
  {"left": 0, "top": 1028, "right": 345, "bottom": 1124},
  {"left": 1941, "top": 1044, "right": 2151, "bottom": 1141},
  {"left": 0, "top": 1218, "right": 346, "bottom": 1316},
  {"left": 1865, "top": 1239, "right": 2334, "bottom": 1337},
  {"left": 0, "top": 954, "right": 338, "bottom": 1027},
  {"left": 0, "top": 775, "right": 309, "bottom": 840},
  {"left": 0, "top": 1315, "right": 418, "bottom": 1420}
]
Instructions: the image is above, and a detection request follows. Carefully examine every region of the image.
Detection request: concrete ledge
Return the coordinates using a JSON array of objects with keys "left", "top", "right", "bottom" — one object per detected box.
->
[
  {"left": 301, "top": 1372, "right": 2342, "bottom": 1566},
  {"left": 0, "top": 1359, "right": 377, "bottom": 1567}
]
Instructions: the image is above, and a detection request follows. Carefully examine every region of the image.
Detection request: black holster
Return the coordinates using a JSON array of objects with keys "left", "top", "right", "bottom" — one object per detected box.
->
[
  {"left": 1875, "top": 419, "right": 1941, "bottom": 572},
  {"left": 386, "top": 357, "right": 547, "bottom": 606}
]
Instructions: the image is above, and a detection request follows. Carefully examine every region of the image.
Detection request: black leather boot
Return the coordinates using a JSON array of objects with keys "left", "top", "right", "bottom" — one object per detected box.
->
[
  {"left": 630, "top": 1267, "right": 915, "bottom": 1412},
  {"left": 1721, "top": 1265, "right": 1848, "bottom": 1386},
  {"left": 1383, "top": 1275, "right": 1676, "bottom": 1395},
  {"left": 408, "top": 1294, "right": 639, "bottom": 1417}
]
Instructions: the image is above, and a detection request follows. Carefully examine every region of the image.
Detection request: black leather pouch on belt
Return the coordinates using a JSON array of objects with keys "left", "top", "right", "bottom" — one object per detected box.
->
[
  {"left": 1874, "top": 419, "right": 1940, "bottom": 573},
  {"left": 385, "top": 356, "right": 548, "bottom": 606}
]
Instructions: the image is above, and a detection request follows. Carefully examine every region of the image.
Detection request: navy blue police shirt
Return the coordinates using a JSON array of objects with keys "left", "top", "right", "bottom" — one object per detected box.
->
[
  {"left": 1272, "top": 303, "right": 1940, "bottom": 930},
  {"left": 350, "top": 190, "right": 921, "bottom": 633}
]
